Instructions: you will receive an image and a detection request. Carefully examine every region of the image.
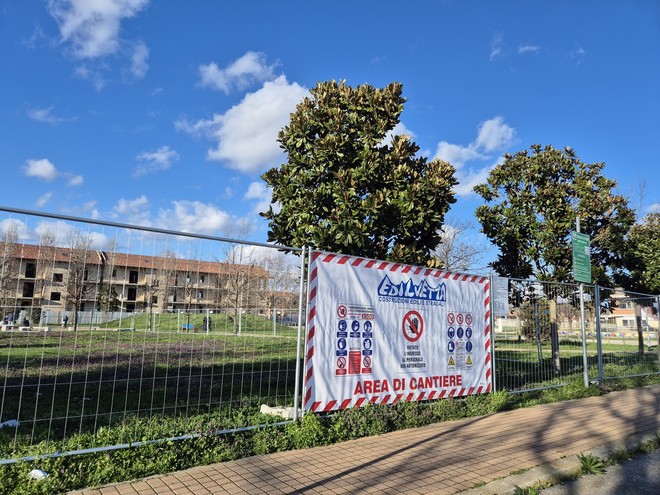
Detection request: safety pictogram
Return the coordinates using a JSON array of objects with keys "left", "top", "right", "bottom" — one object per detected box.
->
[
  {"left": 337, "top": 305, "right": 347, "bottom": 318},
  {"left": 465, "top": 314, "right": 473, "bottom": 325},
  {"left": 337, "top": 357, "right": 346, "bottom": 368},
  {"left": 402, "top": 310, "right": 424, "bottom": 342},
  {"left": 466, "top": 355, "right": 473, "bottom": 366},
  {"left": 447, "top": 312, "right": 455, "bottom": 325},
  {"left": 363, "top": 356, "right": 371, "bottom": 367},
  {"left": 456, "top": 313, "right": 464, "bottom": 325},
  {"left": 448, "top": 356, "right": 455, "bottom": 366}
]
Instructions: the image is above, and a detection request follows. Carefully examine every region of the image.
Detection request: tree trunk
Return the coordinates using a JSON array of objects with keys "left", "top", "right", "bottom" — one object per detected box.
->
[
  {"left": 635, "top": 303, "right": 644, "bottom": 357},
  {"left": 549, "top": 300, "right": 560, "bottom": 375}
]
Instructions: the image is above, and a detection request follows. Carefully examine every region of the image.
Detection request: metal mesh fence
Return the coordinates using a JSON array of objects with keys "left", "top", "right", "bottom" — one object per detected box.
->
[
  {"left": 493, "top": 278, "right": 596, "bottom": 392},
  {"left": 594, "top": 287, "right": 659, "bottom": 382},
  {"left": 0, "top": 208, "right": 304, "bottom": 463}
]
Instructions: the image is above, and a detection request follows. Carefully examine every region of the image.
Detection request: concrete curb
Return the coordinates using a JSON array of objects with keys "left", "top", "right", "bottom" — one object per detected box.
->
[{"left": 460, "top": 430, "right": 660, "bottom": 494}]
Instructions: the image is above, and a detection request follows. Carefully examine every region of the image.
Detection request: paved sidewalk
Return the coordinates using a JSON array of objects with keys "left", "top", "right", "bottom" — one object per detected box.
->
[{"left": 69, "top": 384, "right": 660, "bottom": 495}]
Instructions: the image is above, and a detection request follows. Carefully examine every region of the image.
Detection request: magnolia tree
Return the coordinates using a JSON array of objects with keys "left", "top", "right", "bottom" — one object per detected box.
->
[{"left": 261, "top": 81, "right": 457, "bottom": 266}]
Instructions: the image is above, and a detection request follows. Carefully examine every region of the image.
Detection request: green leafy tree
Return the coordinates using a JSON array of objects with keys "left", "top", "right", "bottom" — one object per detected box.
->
[
  {"left": 474, "top": 144, "right": 635, "bottom": 285},
  {"left": 620, "top": 212, "right": 660, "bottom": 294},
  {"left": 261, "top": 80, "right": 457, "bottom": 265}
]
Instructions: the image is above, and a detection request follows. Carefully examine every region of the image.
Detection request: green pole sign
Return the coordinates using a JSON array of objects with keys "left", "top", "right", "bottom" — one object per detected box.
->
[{"left": 572, "top": 231, "right": 591, "bottom": 283}]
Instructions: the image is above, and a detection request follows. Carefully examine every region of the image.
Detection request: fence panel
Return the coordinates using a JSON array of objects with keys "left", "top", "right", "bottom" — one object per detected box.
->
[
  {"left": 0, "top": 208, "right": 304, "bottom": 463},
  {"left": 493, "top": 278, "right": 596, "bottom": 392},
  {"left": 595, "top": 287, "right": 660, "bottom": 381}
]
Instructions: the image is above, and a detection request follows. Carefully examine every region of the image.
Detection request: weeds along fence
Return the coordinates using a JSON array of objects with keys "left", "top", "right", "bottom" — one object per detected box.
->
[
  {"left": 492, "top": 278, "right": 660, "bottom": 393},
  {"left": 0, "top": 206, "right": 659, "bottom": 465},
  {"left": 0, "top": 207, "right": 305, "bottom": 464}
]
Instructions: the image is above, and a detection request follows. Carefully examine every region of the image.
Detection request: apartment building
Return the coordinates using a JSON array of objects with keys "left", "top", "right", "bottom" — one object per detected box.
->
[{"left": 1, "top": 242, "right": 270, "bottom": 318}]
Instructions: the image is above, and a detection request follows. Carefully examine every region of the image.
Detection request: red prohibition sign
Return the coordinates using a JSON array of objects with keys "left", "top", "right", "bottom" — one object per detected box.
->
[
  {"left": 337, "top": 357, "right": 346, "bottom": 368},
  {"left": 337, "top": 305, "right": 347, "bottom": 318},
  {"left": 402, "top": 310, "right": 424, "bottom": 342},
  {"left": 447, "top": 312, "right": 455, "bottom": 325},
  {"left": 465, "top": 314, "right": 473, "bottom": 325}
]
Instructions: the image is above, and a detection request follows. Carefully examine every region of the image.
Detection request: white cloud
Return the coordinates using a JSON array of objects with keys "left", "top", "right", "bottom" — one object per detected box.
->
[
  {"left": 518, "top": 45, "right": 540, "bottom": 55},
  {"left": 434, "top": 142, "right": 485, "bottom": 168},
  {"left": 433, "top": 117, "right": 516, "bottom": 197},
  {"left": 490, "top": 34, "right": 503, "bottom": 61},
  {"left": 47, "top": 0, "right": 149, "bottom": 59},
  {"left": 244, "top": 181, "right": 272, "bottom": 215},
  {"left": 129, "top": 40, "right": 149, "bottom": 79},
  {"left": 383, "top": 122, "right": 415, "bottom": 146},
  {"left": 474, "top": 116, "right": 516, "bottom": 153},
  {"left": 68, "top": 174, "right": 84, "bottom": 186},
  {"left": 646, "top": 203, "right": 660, "bottom": 214},
  {"left": 133, "top": 145, "right": 179, "bottom": 177},
  {"left": 35, "top": 192, "right": 53, "bottom": 207},
  {"left": 74, "top": 64, "right": 107, "bottom": 90},
  {"left": 23, "top": 158, "right": 59, "bottom": 181},
  {"left": 178, "top": 75, "right": 308, "bottom": 173},
  {"left": 156, "top": 201, "right": 232, "bottom": 234},
  {"left": 112, "top": 195, "right": 152, "bottom": 226},
  {"left": 198, "top": 51, "right": 277, "bottom": 94},
  {"left": 0, "top": 219, "right": 30, "bottom": 241},
  {"left": 26, "top": 106, "right": 75, "bottom": 125}
]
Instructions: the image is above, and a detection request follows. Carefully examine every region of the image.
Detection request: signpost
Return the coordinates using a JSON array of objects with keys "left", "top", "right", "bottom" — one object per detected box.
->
[{"left": 573, "top": 219, "right": 591, "bottom": 387}]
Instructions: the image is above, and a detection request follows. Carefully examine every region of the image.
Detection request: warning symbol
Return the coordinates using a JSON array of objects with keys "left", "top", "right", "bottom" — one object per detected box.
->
[
  {"left": 448, "top": 356, "right": 455, "bottom": 366},
  {"left": 363, "top": 356, "right": 371, "bottom": 367},
  {"left": 337, "top": 305, "right": 347, "bottom": 318},
  {"left": 402, "top": 310, "right": 424, "bottom": 342},
  {"left": 466, "top": 355, "right": 473, "bottom": 366},
  {"left": 457, "top": 313, "right": 464, "bottom": 325},
  {"left": 447, "top": 313, "right": 455, "bottom": 325},
  {"left": 465, "top": 314, "right": 473, "bottom": 325},
  {"left": 337, "top": 357, "right": 346, "bottom": 368}
]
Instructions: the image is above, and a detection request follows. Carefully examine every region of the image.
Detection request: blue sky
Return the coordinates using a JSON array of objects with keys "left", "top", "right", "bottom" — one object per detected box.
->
[{"left": 1, "top": 0, "right": 659, "bottom": 266}]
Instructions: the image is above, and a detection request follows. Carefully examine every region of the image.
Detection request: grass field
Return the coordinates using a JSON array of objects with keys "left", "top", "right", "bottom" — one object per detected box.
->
[{"left": 0, "top": 312, "right": 301, "bottom": 459}]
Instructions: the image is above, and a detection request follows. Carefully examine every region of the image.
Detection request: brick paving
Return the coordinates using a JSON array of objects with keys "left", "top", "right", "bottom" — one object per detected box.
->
[{"left": 68, "top": 384, "right": 660, "bottom": 495}]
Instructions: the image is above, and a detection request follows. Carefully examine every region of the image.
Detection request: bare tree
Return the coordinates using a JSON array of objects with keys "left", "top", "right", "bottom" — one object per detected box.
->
[
  {"left": 431, "top": 221, "right": 485, "bottom": 272},
  {"left": 0, "top": 226, "right": 19, "bottom": 317},
  {"left": 158, "top": 249, "right": 177, "bottom": 312},
  {"left": 221, "top": 220, "right": 256, "bottom": 334},
  {"left": 64, "top": 231, "right": 96, "bottom": 331}
]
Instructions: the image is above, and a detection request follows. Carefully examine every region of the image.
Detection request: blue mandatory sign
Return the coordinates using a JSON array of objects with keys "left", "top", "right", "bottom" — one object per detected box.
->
[
  {"left": 362, "top": 332, "right": 372, "bottom": 339},
  {"left": 448, "top": 341, "right": 456, "bottom": 353},
  {"left": 338, "top": 320, "right": 347, "bottom": 332},
  {"left": 448, "top": 327, "right": 455, "bottom": 339},
  {"left": 364, "top": 321, "right": 372, "bottom": 332},
  {"left": 337, "top": 338, "right": 346, "bottom": 350},
  {"left": 363, "top": 338, "right": 372, "bottom": 350},
  {"left": 337, "top": 331, "right": 348, "bottom": 338},
  {"left": 351, "top": 320, "right": 360, "bottom": 331},
  {"left": 466, "top": 327, "right": 473, "bottom": 339},
  {"left": 466, "top": 341, "right": 473, "bottom": 353},
  {"left": 362, "top": 349, "right": 373, "bottom": 356},
  {"left": 336, "top": 349, "right": 347, "bottom": 357},
  {"left": 457, "top": 327, "right": 464, "bottom": 339}
]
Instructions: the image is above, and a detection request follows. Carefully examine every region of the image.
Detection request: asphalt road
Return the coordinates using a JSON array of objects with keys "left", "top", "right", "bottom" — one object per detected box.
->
[{"left": 541, "top": 449, "right": 660, "bottom": 494}]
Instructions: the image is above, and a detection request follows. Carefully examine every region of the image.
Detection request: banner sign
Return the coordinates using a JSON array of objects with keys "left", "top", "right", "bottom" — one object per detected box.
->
[{"left": 304, "top": 250, "right": 492, "bottom": 413}]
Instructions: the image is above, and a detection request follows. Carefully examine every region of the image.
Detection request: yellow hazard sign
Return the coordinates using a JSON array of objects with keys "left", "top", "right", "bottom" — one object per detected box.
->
[
  {"left": 448, "top": 356, "right": 455, "bottom": 366},
  {"left": 466, "top": 355, "right": 473, "bottom": 366}
]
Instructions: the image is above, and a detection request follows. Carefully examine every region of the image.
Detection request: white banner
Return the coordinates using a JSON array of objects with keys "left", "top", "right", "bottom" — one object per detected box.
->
[{"left": 304, "top": 251, "right": 492, "bottom": 412}]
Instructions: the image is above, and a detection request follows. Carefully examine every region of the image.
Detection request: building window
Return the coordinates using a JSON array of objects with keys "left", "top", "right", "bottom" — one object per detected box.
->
[
  {"left": 53, "top": 273, "right": 63, "bottom": 283},
  {"left": 197, "top": 290, "right": 204, "bottom": 299},
  {"left": 24, "top": 262, "right": 36, "bottom": 278},
  {"left": 112, "top": 268, "right": 117, "bottom": 278},
  {"left": 129, "top": 270, "right": 138, "bottom": 284},
  {"left": 199, "top": 275, "right": 205, "bottom": 283},
  {"left": 51, "top": 292, "right": 61, "bottom": 301},
  {"left": 127, "top": 288, "right": 137, "bottom": 301},
  {"left": 151, "top": 296, "right": 158, "bottom": 304},
  {"left": 22, "top": 282, "right": 35, "bottom": 297}
]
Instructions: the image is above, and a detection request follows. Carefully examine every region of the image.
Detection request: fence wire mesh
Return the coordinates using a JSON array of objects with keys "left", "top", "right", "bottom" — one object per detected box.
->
[{"left": 0, "top": 208, "right": 304, "bottom": 463}]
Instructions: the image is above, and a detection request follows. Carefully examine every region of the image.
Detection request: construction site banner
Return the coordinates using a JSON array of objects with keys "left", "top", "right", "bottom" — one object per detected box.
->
[{"left": 304, "top": 250, "right": 492, "bottom": 412}]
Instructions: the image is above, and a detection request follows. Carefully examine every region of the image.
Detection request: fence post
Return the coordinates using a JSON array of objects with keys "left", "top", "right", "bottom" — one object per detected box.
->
[
  {"left": 489, "top": 274, "right": 497, "bottom": 393},
  {"left": 579, "top": 282, "right": 589, "bottom": 387},
  {"left": 293, "top": 246, "right": 307, "bottom": 421},
  {"left": 594, "top": 285, "right": 604, "bottom": 385}
]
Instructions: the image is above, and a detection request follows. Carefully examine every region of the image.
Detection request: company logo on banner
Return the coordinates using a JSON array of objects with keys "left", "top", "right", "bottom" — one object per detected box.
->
[{"left": 304, "top": 251, "right": 493, "bottom": 413}]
